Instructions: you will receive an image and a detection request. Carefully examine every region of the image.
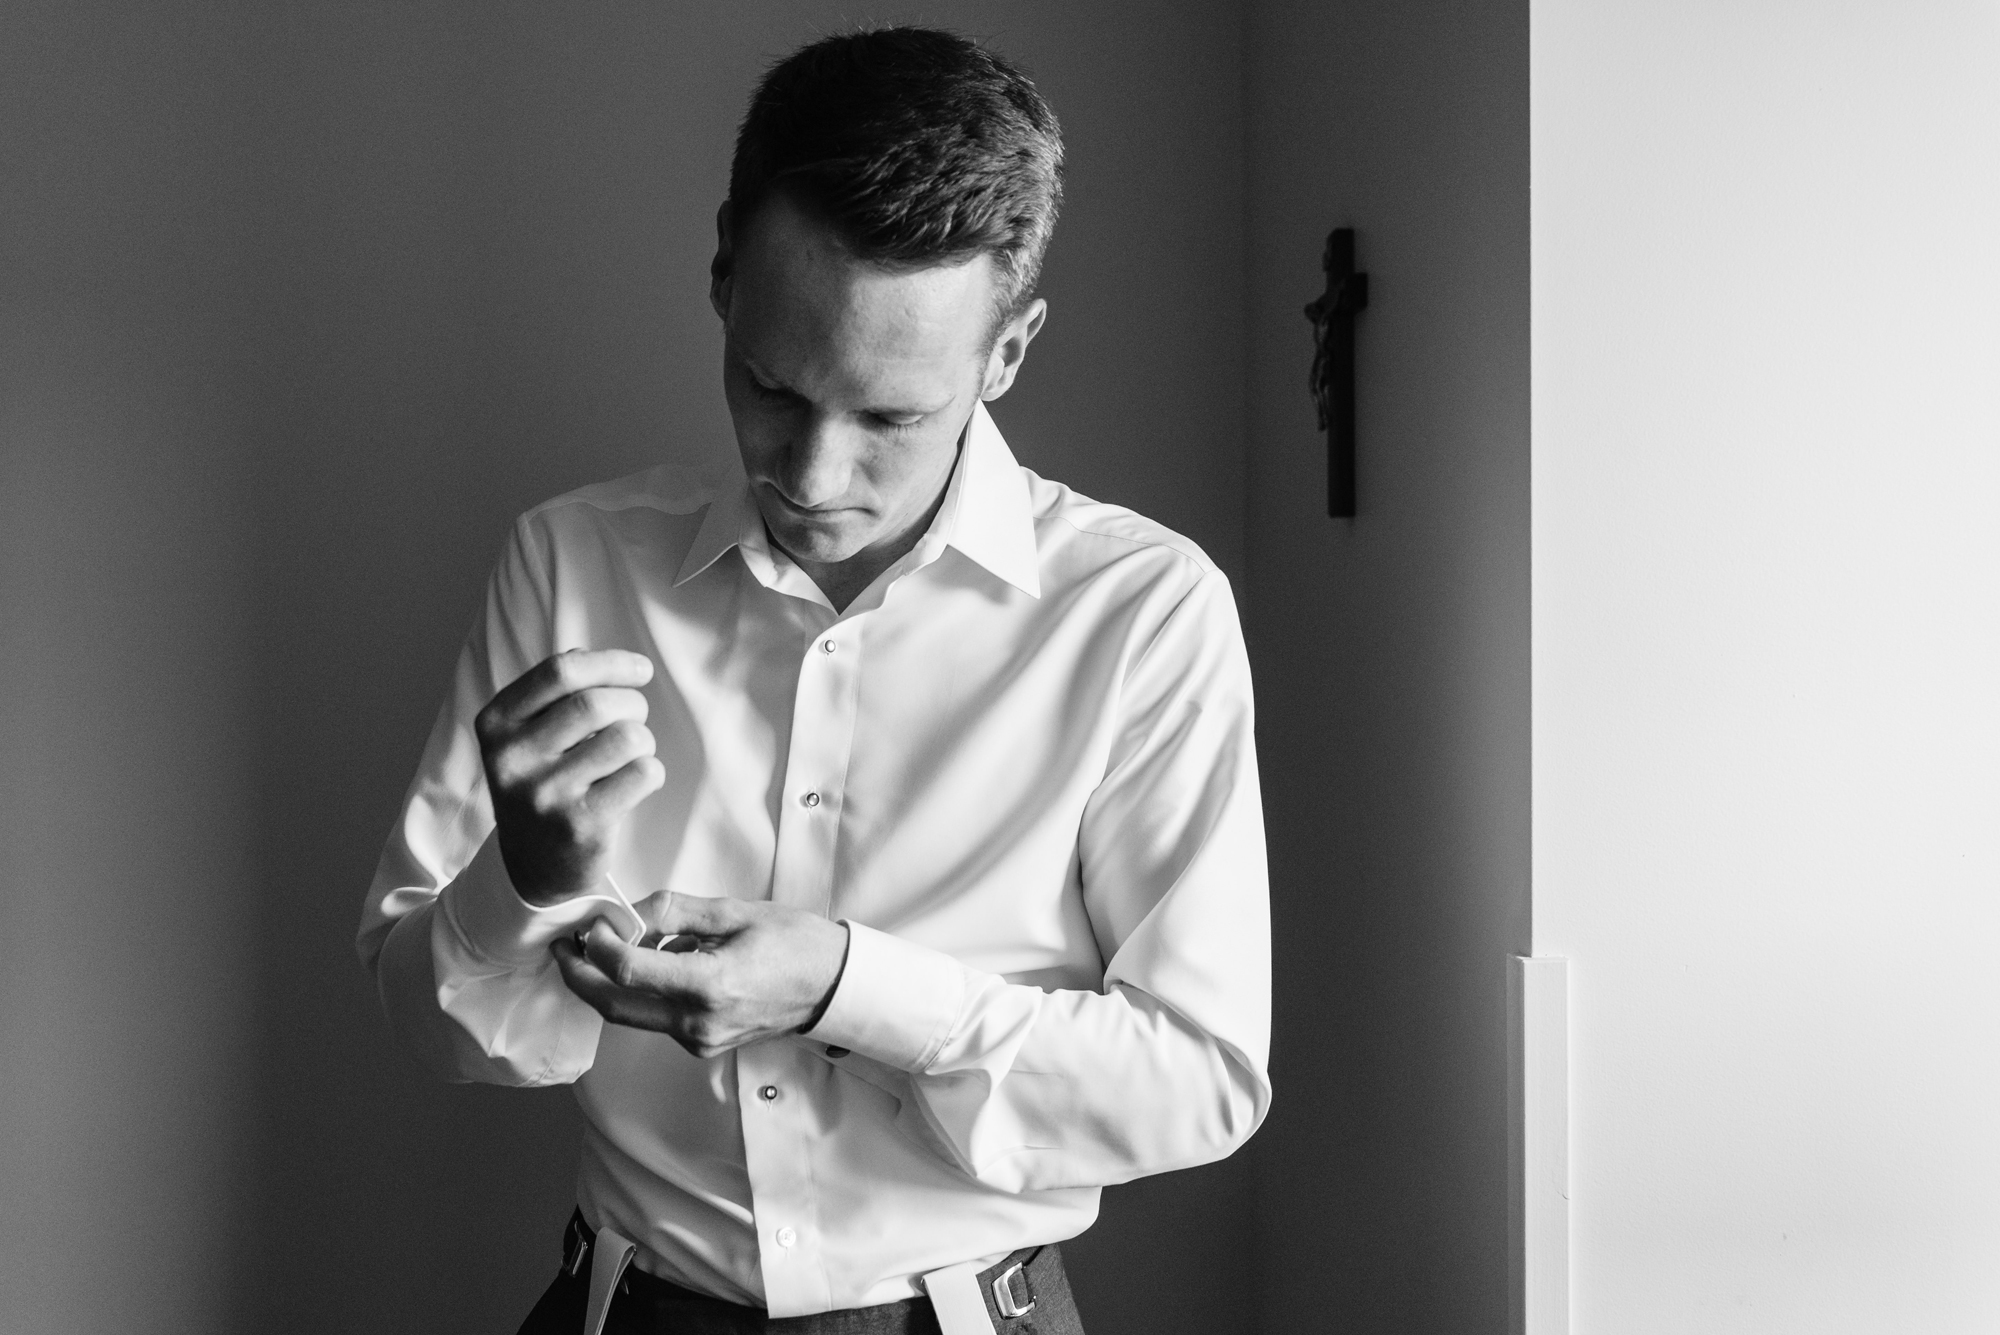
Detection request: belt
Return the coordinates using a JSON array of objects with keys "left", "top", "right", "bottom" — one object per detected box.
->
[{"left": 561, "top": 1210, "right": 1079, "bottom": 1335}]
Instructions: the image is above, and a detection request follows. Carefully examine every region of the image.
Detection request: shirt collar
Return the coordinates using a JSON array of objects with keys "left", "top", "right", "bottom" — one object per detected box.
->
[
  {"left": 674, "top": 470, "right": 765, "bottom": 588},
  {"left": 924, "top": 400, "right": 1042, "bottom": 598},
  {"left": 673, "top": 401, "right": 1041, "bottom": 599}
]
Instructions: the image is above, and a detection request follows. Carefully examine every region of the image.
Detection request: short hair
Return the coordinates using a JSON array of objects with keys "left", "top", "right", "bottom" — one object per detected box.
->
[{"left": 726, "top": 26, "right": 1064, "bottom": 326}]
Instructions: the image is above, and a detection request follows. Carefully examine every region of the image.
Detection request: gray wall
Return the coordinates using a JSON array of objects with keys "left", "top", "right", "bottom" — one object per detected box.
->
[
  {"left": 1241, "top": 1, "right": 1532, "bottom": 1331},
  {"left": 2, "top": 4, "right": 260, "bottom": 1332},
  {"left": 4, "top": 3, "right": 1254, "bottom": 1333}
]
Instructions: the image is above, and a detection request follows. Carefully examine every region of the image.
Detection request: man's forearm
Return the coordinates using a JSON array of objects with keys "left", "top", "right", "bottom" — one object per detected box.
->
[{"left": 809, "top": 924, "right": 1270, "bottom": 1194}]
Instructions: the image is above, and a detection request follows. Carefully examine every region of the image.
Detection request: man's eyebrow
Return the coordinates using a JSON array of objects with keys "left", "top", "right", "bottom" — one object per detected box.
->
[
  {"left": 740, "top": 352, "right": 796, "bottom": 392},
  {"left": 742, "top": 346, "right": 951, "bottom": 416},
  {"left": 870, "top": 395, "right": 955, "bottom": 418}
]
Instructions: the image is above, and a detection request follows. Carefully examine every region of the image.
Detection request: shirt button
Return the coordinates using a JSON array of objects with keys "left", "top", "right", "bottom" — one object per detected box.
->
[
  {"left": 759, "top": 1084, "right": 779, "bottom": 1101},
  {"left": 776, "top": 1226, "right": 797, "bottom": 1248},
  {"left": 820, "top": 638, "right": 837, "bottom": 654},
  {"left": 801, "top": 791, "right": 821, "bottom": 808}
]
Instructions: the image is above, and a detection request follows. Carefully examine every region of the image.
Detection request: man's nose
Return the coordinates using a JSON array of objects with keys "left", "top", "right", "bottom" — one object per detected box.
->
[{"left": 778, "top": 417, "right": 857, "bottom": 508}]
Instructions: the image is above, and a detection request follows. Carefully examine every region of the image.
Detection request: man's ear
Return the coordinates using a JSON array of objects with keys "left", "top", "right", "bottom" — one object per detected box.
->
[
  {"left": 709, "top": 201, "right": 734, "bottom": 322},
  {"left": 980, "top": 298, "right": 1048, "bottom": 401}
]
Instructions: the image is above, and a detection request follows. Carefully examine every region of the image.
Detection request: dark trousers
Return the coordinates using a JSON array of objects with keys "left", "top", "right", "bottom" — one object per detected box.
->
[{"left": 516, "top": 1215, "right": 1084, "bottom": 1335}]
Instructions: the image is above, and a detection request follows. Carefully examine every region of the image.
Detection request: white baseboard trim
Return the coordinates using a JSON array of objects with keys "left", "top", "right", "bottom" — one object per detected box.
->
[{"left": 1508, "top": 955, "right": 1569, "bottom": 1335}]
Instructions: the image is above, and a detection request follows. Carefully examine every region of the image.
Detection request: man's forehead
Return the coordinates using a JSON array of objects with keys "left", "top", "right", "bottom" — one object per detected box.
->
[{"left": 729, "top": 197, "right": 997, "bottom": 383}]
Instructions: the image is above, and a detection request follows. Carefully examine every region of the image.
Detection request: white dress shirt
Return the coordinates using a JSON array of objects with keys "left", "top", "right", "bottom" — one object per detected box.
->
[{"left": 356, "top": 403, "right": 1270, "bottom": 1319}]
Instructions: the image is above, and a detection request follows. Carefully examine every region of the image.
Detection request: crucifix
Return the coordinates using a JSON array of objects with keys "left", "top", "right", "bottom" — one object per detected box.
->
[{"left": 1303, "top": 228, "right": 1369, "bottom": 517}]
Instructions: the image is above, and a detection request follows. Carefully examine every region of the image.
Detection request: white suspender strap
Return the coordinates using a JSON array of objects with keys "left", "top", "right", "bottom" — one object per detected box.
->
[
  {"left": 920, "top": 1262, "right": 996, "bottom": 1335},
  {"left": 582, "top": 1226, "right": 637, "bottom": 1335}
]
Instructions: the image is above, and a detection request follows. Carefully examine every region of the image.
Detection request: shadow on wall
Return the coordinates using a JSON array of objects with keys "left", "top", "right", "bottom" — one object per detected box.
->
[{"left": 1242, "top": 0, "right": 1531, "bottom": 1332}]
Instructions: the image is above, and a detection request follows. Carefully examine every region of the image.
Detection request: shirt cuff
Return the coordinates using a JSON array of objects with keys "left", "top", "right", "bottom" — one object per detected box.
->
[
  {"left": 435, "top": 833, "right": 648, "bottom": 969},
  {"left": 807, "top": 921, "right": 968, "bottom": 1073}
]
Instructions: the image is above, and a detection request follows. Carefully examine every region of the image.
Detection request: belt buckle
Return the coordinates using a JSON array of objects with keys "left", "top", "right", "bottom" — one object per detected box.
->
[
  {"left": 562, "top": 1216, "right": 591, "bottom": 1279},
  {"left": 991, "top": 1261, "right": 1035, "bottom": 1319}
]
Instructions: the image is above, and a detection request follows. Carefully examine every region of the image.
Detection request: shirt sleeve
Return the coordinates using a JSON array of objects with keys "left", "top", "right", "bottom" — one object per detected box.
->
[
  {"left": 354, "top": 515, "right": 646, "bottom": 1086},
  {"left": 809, "top": 567, "right": 1272, "bottom": 1192}
]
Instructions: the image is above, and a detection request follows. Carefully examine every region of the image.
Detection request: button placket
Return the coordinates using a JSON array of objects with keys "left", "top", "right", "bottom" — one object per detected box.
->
[
  {"left": 741, "top": 616, "right": 858, "bottom": 1314},
  {"left": 736, "top": 1044, "right": 831, "bottom": 1313},
  {"left": 768, "top": 615, "right": 865, "bottom": 916}
]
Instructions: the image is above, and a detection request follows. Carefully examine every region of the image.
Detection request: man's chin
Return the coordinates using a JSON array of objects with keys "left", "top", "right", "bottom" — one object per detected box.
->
[{"left": 764, "top": 514, "right": 870, "bottom": 568}]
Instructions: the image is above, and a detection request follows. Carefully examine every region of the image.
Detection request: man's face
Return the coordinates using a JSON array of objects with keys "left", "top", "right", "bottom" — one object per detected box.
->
[{"left": 711, "top": 193, "right": 1037, "bottom": 570}]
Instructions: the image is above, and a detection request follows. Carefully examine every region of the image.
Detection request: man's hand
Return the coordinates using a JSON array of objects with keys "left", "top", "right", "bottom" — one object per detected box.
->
[
  {"left": 475, "top": 649, "right": 665, "bottom": 908},
  {"left": 551, "top": 895, "right": 850, "bottom": 1058}
]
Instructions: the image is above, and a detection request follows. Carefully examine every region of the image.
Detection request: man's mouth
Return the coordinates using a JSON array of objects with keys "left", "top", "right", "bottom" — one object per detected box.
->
[{"left": 764, "top": 486, "right": 858, "bottom": 520}]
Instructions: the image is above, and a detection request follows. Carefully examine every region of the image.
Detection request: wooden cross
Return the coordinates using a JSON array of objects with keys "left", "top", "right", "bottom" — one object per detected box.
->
[{"left": 1303, "top": 228, "right": 1369, "bottom": 517}]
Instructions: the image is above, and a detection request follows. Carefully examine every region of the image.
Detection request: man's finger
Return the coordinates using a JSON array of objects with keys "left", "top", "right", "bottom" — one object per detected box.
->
[
  {"left": 532, "top": 685, "right": 651, "bottom": 755},
  {"left": 553, "top": 935, "right": 626, "bottom": 1011},
  {"left": 555, "top": 934, "right": 733, "bottom": 1059},
  {"left": 554, "top": 936, "right": 680, "bottom": 1028},
  {"left": 535, "top": 719, "right": 657, "bottom": 803},
  {"left": 553, "top": 933, "right": 610, "bottom": 988},
  {"left": 584, "top": 754, "right": 667, "bottom": 820},
  {"left": 581, "top": 917, "right": 710, "bottom": 993},
  {"left": 498, "top": 726, "right": 656, "bottom": 824},
  {"left": 652, "top": 891, "right": 751, "bottom": 939},
  {"left": 482, "top": 649, "right": 654, "bottom": 733}
]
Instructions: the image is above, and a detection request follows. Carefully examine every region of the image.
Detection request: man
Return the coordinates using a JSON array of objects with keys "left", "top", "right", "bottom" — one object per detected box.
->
[{"left": 358, "top": 27, "right": 1269, "bottom": 1335}]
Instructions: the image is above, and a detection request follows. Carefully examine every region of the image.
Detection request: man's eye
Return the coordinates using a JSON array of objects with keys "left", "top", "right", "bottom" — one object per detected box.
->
[{"left": 873, "top": 413, "right": 925, "bottom": 431}]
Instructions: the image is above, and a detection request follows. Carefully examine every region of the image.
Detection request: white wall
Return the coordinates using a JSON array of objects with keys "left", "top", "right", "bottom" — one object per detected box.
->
[{"left": 1532, "top": 3, "right": 2000, "bottom": 1330}]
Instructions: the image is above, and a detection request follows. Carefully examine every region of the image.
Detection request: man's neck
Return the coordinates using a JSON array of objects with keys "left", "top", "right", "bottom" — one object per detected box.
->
[
  {"left": 777, "top": 427, "right": 966, "bottom": 614},
  {"left": 786, "top": 532, "right": 921, "bottom": 614},
  {"left": 785, "top": 479, "right": 955, "bottom": 614}
]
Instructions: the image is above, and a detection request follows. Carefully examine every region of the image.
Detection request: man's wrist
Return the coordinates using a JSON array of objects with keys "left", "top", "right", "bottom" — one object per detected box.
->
[
  {"left": 805, "top": 922, "right": 968, "bottom": 1072},
  {"left": 440, "top": 838, "right": 648, "bottom": 968},
  {"left": 497, "top": 833, "right": 601, "bottom": 909},
  {"left": 796, "top": 923, "right": 852, "bottom": 1034}
]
